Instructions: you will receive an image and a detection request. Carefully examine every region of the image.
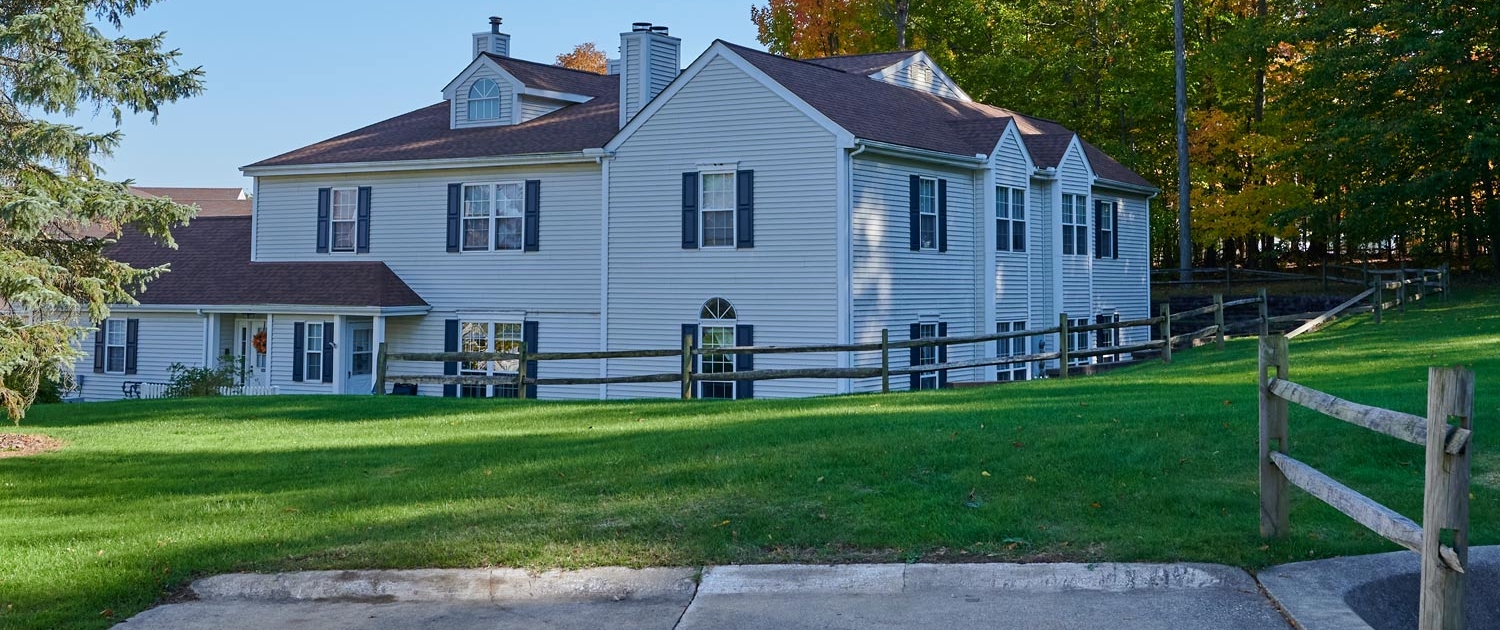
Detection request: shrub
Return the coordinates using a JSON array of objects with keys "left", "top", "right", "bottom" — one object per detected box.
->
[{"left": 164, "top": 355, "right": 246, "bottom": 398}]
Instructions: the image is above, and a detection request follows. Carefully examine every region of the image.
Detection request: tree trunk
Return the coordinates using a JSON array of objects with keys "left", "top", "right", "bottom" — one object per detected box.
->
[{"left": 894, "top": 0, "right": 910, "bottom": 49}]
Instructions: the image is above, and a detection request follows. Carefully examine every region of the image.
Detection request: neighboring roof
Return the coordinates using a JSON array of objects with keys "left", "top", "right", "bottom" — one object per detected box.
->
[
  {"left": 129, "top": 186, "right": 251, "bottom": 217},
  {"left": 106, "top": 217, "right": 427, "bottom": 308},
  {"left": 730, "top": 42, "right": 1153, "bottom": 188},
  {"left": 246, "top": 57, "right": 619, "bottom": 168},
  {"left": 804, "top": 51, "right": 917, "bottom": 75}
]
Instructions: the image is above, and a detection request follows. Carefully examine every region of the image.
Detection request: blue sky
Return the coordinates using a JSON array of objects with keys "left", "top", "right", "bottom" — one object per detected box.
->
[{"left": 72, "top": 1, "right": 763, "bottom": 190}]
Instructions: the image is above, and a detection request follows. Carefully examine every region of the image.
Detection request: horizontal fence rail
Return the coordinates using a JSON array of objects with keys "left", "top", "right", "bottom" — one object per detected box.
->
[{"left": 1259, "top": 334, "right": 1473, "bottom": 630}]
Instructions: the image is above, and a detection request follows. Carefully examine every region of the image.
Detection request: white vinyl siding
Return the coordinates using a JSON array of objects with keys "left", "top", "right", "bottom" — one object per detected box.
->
[
  {"left": 606, "top": 55, "right": 839, "bottom": 399},
  {"left": 1091, "top": 190, "right": 1152, "bottom": 350},
  {"left": 71, "top": 312, "right": 204, "bottom": 401},
  {"left": 879, "top": 59, "right": 966, "bottom": 101},
  {"left": 620, "top": 36, "right": 643, "bottom": 124},
  {"left": 382, "top": 313, "right": 599, "bottom": 401},
  {"left": 518, "top": 96, "right": 569, "bottom": 123},
  {"left": 992, "top": 130, "right": 1033, "bottom": 332},
  {"left": 1058, "top": 142, "right": 1095, "bottom": 329},
  {"left": 850, "top": 156, "right": 979, "bottom": 393}
]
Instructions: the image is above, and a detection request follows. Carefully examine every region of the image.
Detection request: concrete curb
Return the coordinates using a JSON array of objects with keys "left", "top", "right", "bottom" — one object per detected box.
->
[
  {"left": 698, "top": 562, "right": 1256, "bottom": 595},
  {"left": 1258, "top": 545, "right": 1500, "bottom": 630},
  {"left": 192, "top": 567, "right": 698, "bottom": 604}
]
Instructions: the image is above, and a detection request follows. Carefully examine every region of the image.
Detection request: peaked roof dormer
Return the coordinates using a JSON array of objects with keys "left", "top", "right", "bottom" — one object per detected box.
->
[
  {"left": 442, "top": 54, "right": 614, "bottom": 130},
  {"left": 807, "top": 50, "right": 972, "bottom": 102}
]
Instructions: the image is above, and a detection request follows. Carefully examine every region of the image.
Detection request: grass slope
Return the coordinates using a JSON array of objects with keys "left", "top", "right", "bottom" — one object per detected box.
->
[{"left": 3, "top": 289, "right": 1497, "bottom": 629}]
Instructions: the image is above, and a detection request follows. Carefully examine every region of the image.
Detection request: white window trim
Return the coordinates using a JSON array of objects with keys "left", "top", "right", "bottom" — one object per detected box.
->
[
  {"left": 918, "top": 176, "right": 939, "bottom": 251},
  {"left": 460, "top": 181, "right": 526, "bottom": 253},
  {"left": 1068, "top": 318, "right": 1090, "bottom": 366},
  {"left": 698, "top": 169, "right": 737, "bottom": 249},
  {"left": 697, "top": 322, "right": 737, "bottom": 400},
  {"left": 304, "top": 323, "right": 324, "bottom": 380},
  {"left": 103, "top": 319, "right": 127, "bottom": 375},
  {"left": 468, "top": 78, "right": 502, "bottom": 122},
  {"left": 917, "top": 321, "right": 939, "bottom": 390},
  {"left": 329, "top": 187, "right": 358, "bottom": 253},
  {"left": 1097, "top": 312, "right": 1120, "bottom": 363},
  {"left": 995, "top": 320, "right": 1028, "bottom": 381},
  {"left": 996, "top": 185, "right": 1026, "bottom": 253},
  {"left": 1062, "top": 194, "right": 1089, "bottom": 256},
  {"left": 458, "top": 321, "right": 523, "bottom": 398}
]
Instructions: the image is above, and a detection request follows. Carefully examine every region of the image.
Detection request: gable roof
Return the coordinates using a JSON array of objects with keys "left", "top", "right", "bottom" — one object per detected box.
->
[
  {"left": 246, "top": 58, "right": 619, "bottom": 169},
  {"left": 804, "top": 51, "right": 917, "bottom": 75},
  {"left": 107, "top": 217, "right": 427, "bottom": 308},
  {"left": 723, "top": 42, "right": 1153, "bottom": 188},
  {"left": 128, "top": 187, "right": 251, "bottom": 217}
]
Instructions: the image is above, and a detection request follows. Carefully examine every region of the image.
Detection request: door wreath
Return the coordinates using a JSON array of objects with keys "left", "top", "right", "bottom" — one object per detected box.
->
[{"left": 251, "top": 330, "right": 268, "bottom": 354}]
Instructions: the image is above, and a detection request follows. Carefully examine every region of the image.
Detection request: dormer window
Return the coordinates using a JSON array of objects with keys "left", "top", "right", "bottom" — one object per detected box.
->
[{"left": 468, "top": 78, "right": 501, "bottom": 121}]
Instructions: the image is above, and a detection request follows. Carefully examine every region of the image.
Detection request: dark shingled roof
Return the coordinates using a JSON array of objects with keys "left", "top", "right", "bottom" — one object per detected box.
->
[
  {"left": 246, "top": 56, "right": 619, "bottom": 168},
  {"left": 804, "top": 51, "right": 918, "bottom": 75},
  {"left": 729, "top": 43, "right": 1154, "bottom": 188},
  {"left": 107, "top": 217, "right": 427, "bottom": 308},
  {"left": 245, "top": 42, "right": 1152, "bottom": 189}
]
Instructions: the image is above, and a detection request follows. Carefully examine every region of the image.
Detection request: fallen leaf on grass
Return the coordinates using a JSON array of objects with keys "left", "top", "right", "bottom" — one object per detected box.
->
[
  {"left": 981, "top": 471, "right": 991, "bottom": 477},
  {"left": 1089, "top": 502, "right": 1102, "bottom": 509},
  {"left": 713, "top": 520, "right": 731, "bottom": 528},
  {"left": 1024, "top": 475, "right": 1037, "bottom": 483},
  {"left": 1011, "top": 441, "right": 1025, "bottom": 449}
]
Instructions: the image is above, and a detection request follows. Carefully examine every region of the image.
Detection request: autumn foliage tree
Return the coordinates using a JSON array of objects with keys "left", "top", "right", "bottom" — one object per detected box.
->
[{"left": 555, "top": 42, "right": 608, "bottom": 74}]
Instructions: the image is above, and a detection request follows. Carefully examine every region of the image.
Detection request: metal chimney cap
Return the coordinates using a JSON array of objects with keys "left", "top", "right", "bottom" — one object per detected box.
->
[
  {"left": 650, "top": 25, "right": 670, "bottom": 34},
  {"left": 489, "top": 16, "right": 503, "bottom": 33},
  {"left": 632, "top": 22, "right": 653, "bottom": 32}
]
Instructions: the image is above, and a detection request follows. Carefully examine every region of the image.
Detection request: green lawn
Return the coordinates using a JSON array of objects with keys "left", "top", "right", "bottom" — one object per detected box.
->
[{"left": 3, "top": 288, "right": 1497, "bottom": 630}]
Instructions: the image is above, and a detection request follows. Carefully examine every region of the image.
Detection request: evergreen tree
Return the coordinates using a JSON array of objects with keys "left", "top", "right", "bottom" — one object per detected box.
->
[{"left": 0, "top": 0, "right": 203, "bottom": 421}]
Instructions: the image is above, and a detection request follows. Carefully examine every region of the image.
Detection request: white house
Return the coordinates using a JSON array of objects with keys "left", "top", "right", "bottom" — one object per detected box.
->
[{"left": 71, "top": 19, "right": 1156, "bottom": 402}]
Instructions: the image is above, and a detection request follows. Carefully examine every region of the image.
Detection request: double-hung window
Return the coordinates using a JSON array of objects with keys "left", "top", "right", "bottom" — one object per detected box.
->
[
  {"left": 995, "top": 321, "right": 1028, "bottom": 381},
  {"left": 918, "top": 177, "right": 938, "bottom": 250},
  {"left": 462, "top": 182, "right": 525, "bottom": 251},
  {"left": 1062, "top": 194, "right": 1088, "bottom": 256},
  {"left": 304, "top": 323, "right": 324, "bottom": 380},
  {"left": 1095, "top": 313, "right": 1120, "bottom": 363},
  {"left": 103, "top": 319, "right": 127, "bottom": 374},
  {"left": 1095, "top": 199, "right": 1115, "bottom": 258},
  {"left": 700, "top": 172, "right": 736, "bottom": 247},
  {"left": 329, "top": 188, "right": 358, "bottom": 252},
  {"left": 996, "top": 186, "right": 1026, "bottom": 252},
  {"left": 459, "top": 322, "right": 522, "bottom": 398},
  {"left": 1068, "top": 318, "right": 1090, "bottom": 367},
  {"left": 917, "top": 322, "right": 939, "bottom": 390}
]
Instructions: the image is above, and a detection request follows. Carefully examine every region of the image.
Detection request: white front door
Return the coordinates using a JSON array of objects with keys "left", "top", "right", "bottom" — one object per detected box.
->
[
  {"left": 345, "top": 321, "right": 374, "bottom": 394},
  {"left": 234, "top": 318, "right": 268, "bottom": 387}
]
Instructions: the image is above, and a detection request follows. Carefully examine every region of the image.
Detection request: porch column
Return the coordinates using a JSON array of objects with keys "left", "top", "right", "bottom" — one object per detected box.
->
[
  {"left": 333, "top": 315, "right": 346, "bottom": 394},
  {"left": 201, "top": 313, "right": 215, "bottom": 366},
  {"left": 373, "top": 315, "right": 387, "bottom": 395},
  {"left": 265, "top": 313, "right": 274, "bottom": 387}
]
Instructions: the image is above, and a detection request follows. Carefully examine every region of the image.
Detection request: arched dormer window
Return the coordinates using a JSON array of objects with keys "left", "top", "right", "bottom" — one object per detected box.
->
[{"left": 468, "top": 78, "right": 501, "bottom": 121}]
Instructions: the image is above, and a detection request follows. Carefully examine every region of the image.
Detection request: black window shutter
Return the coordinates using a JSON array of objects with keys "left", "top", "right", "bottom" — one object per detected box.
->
[
  {"left": 123, "top": 318, "right": 140, "bottom": 375},
  {"left": 936, "top": 321, "right": 948, "bottom": 388},
  {"left": 322, "top": 321, "right": 335, "bottom": 383},
  {"left": 523, "top": 321, "right": 539, "bottom": 399},
  {"left": 92, "top": 326, "right": 105, "bottom": 373},
  {"left": 681, "top": 173, "right": 698, "bottom": 249},
  {"left": 524, "top": 180, "right": 541, "bottom": 252},
  {"left": 996, "top": 217, "right": 1007, "bottom": 252},
  {"left": 908, "top": 175, "right": 921, "bottom": 251},
  {"left": 908, "top": 323, "right": 920, "bottom": 390},
  {"left": 292, "top": 322, "right": 305, "bottom": 382},
  {"left": 446, "top": 184, "right": 462, "bottom": 253},
  {"left": 1112, "top": 204, "right": 1120, "bottom": 260},
  {"left": 316, "top": 188, "right": 331, "bottom": 253},
  {"left": 443, "top": 319, "right": 459, "bottom": 397},
  {"left": 735, "top": 324, "right": 754, "bottom": 399},
  {"left": 1096, "top": 314, "right": 1108, "bottom": 349},
  {"left": 356, "top": 187, "right": 372, "bottom": 253},
  {"left": 736, "top": 170, "right": 754, "bottom": 249},
  {"left": 1094, "top": 202, "right": 1104, "bottom": 259},
  {"left": 937, "top": 179, "right": 948, "bottom": 253}
]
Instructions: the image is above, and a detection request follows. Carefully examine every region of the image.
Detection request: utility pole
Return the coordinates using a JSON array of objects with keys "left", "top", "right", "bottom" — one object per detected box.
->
[{"left": 1175, "top": 0, "right": 1192, "bottom": 280}]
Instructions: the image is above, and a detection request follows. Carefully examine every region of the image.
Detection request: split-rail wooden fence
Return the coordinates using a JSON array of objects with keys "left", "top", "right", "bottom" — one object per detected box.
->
[{"left": 1259, "top": 333, "right": 1473, "bottom": 630}]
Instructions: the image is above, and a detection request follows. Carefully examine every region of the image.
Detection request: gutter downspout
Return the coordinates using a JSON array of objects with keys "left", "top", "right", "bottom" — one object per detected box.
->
[{"left": 588, "top": 148, "right": 614, "bottom": 399}]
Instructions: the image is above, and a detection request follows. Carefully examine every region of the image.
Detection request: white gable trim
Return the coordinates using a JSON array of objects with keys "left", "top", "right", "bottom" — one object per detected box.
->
[
  {"left": 988, "top": 119, "right": 1034, "bottom": 173},
  {"left": 867, "top": 51, "right": 973, "bottom": 103},
  {"left": 522, "top": 87, "right": 592, "bottom": 104},
  {"left": 606, "top": 42, "right": 855, "bottom": 152},
  {"left": 241, "top": 152, "right": 597, "bottom": 177},
  {"left": 442, "top": 56, "right": 519, "bottom": 100},
  {"left": 1062, "top": 135, "right": 1097, "bottom": 182}
]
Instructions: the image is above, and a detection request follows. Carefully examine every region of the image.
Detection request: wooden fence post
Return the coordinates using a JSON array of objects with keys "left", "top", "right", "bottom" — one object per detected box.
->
[
  {"left": 1259, "top": 334, "right": 1290, "bottom": 538},
  {"left": 1440, "top": 262, "right": 1450, "bottom": 302},
  {"left": 1258, "top": 287, "right": 1269, "bottom": 338},
  {"left": 880, "top": 328, "right": 890, "bottom": 394},
  {"left": 516, "top": 343, "right": 529, "bottom": 400},
  {"left": 680, "top": 334, "right": 694, "bottom": 400},
  {"left": 1159, "top": 304, "right": 1172, "bottom": 364},
  {"left": 1399, "top": 268, "right": 1409, "bottom": 314},
  {"left": 1416, "top": 270, "right": 1426, "bottom": 303},
  {"left": 1321, "top": 262, "right": 1329, "bottom": 293},
  {"left": 1058, "top": 313, "right": 1070, "bottom": 378},
  {"left": 374, "top": 342, "right": 388, "bottom": 396},
  {"left": 1419, "top": 366, "right": 1474, "bottom": 630},
  {"left": 1374, "top": 281, "right": 1384, "bottom": 325},
  {"left": 1214, "top": 293, "right": 1226, "bottom": 350}
]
